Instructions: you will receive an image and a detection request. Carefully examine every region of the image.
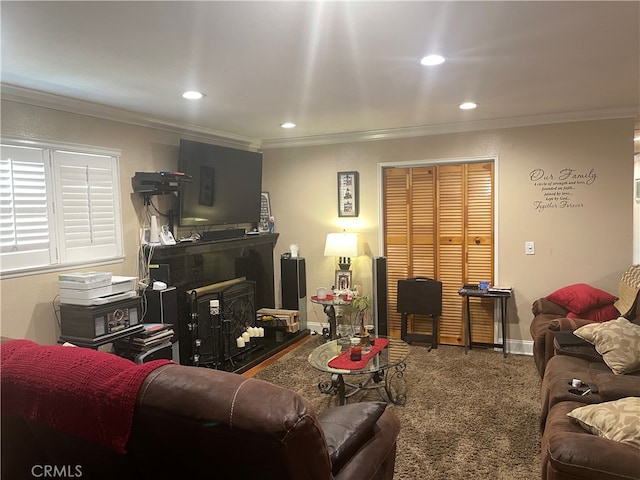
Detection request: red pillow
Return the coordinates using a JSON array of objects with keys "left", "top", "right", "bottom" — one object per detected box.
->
[
  {"left": 567, "top": 304, "right": 620, "bottom": 322},
  {"left": 546, "top": 283, "right": 617, "bottom": 314}
]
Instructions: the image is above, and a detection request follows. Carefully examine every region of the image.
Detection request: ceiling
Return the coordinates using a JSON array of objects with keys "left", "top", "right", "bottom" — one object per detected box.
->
[{"left": 1, "top": 1, "right": 639, "bottom": 149}]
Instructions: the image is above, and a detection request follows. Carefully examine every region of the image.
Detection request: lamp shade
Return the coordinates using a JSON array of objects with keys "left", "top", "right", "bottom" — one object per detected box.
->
[{"left": 324, "top": 232, "right": 361, "bottom": 258}]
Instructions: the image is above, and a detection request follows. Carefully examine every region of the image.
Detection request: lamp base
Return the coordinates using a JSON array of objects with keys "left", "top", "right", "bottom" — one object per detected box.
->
[{"left": 338, "top": 257, "right": 352, "bottom": 270}]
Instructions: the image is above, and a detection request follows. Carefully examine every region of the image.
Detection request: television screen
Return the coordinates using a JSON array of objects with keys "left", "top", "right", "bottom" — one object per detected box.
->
[{"left": 178, "top": 139, "right": 263, "bottom": 227}]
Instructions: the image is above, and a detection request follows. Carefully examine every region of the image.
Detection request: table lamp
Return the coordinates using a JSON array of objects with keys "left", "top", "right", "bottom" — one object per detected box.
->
[{"left": 324, "top": 231, "right": 361, "bottom": 270}]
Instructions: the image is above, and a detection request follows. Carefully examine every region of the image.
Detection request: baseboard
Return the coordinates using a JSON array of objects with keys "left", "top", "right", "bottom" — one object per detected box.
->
[{"left": 307, "top": 321, "right": 534, "bottom": 356}]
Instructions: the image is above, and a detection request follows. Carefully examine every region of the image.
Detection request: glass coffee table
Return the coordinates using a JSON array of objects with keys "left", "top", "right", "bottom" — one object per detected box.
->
[{"left": 307, "top": 336, "right": 409, "bottom": 405}]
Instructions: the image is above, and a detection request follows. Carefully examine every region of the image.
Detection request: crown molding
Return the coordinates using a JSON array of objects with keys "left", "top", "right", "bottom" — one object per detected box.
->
[
  {"left": 2, "top": 83, "right": 636, "bottom": 151},
  {"left": 1, "top": 84, "right": 262, "bottom": 151},
  {"left": 261, "top": 107, "right": 639, "bottom": 149}
]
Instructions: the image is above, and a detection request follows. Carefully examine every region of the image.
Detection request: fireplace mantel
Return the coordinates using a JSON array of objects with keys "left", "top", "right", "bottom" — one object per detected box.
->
[{"left": 147, "top": 233, "right": 279, "bottom": 308}]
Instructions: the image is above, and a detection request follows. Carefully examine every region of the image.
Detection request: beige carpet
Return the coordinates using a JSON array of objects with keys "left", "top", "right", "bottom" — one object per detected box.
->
[{"left": 255, "top": 336, "right": 541, "bottom": 480}]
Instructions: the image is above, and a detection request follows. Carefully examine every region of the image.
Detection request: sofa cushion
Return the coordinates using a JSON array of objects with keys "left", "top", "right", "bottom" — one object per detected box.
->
[
  {"left": 567, "top": 303, "right": 620, "bottom": 323},
  {"left": 567, "top": 397, "right": 640, "bottom": 448},
  {"left": 595, "top": 371, "right": 640, "bottom": 401},
  {"left": 547, "top": 283, "right": 617, "bottom": 315},
  {"left": 318, "top": 401, "right": 387, "bottom": 472},
  {"left": 574, "top": 317, "right": 640, "bottom": 374}
]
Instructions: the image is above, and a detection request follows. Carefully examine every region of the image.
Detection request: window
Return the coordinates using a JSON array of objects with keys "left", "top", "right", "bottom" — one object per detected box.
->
[{"left": 0, "top": 138, "right": 124, "bottom": 276}]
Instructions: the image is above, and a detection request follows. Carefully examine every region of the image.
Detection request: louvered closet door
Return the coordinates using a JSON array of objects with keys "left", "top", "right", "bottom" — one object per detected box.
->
[
  {"left": 383, "top": 168, "right": 410, "bottom": 337},
  {"left": 437, "top": 165, "right": 465, "bottom": 345},
  {"left": 464, "top": 163, "right": 494, "bottom": 345},
  {"left": 382, "top": 162, "right": 494, "bottom": 346}
]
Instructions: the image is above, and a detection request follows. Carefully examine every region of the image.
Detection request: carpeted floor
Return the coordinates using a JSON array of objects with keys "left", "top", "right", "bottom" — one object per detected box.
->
[{"left": 254, "top": 335, "right": 542, "bottom": 480}]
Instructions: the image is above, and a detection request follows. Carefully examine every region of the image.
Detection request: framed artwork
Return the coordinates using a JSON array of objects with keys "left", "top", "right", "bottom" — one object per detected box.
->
[
  {"left": 636, "top": 179, "right": 640, "bottom": 203},
  {"left": 335, "top": 270, "right": 352, "bottom": 291},
  {"left": 259, "top": 192, "right": 271, "bottom": 232},
  {"left": 337, "top": 171, "right": 359, "bottom": 217}
]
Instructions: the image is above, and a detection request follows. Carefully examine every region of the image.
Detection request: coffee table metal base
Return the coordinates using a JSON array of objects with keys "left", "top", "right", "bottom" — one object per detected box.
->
[{"left": 317, "top": 363, "right": 407, "bottom": 405}]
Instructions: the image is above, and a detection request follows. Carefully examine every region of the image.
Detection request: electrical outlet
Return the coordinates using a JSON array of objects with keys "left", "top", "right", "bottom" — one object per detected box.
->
[{"left": 525, "top": 241, "right": 535, "bottom": 255}]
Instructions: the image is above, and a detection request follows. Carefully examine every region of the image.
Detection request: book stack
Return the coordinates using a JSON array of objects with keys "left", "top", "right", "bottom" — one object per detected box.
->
[
  {"left": 115, "top": 323, "right": 174, "bottom": 360},
  {"left": 130, "top": 323, "right": 174, "bottom": 349}
]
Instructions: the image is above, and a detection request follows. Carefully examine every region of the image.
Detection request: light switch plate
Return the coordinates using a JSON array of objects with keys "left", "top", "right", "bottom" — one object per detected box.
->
[{"left": 525, "top": 241, "right": 535, "bottom": 255}]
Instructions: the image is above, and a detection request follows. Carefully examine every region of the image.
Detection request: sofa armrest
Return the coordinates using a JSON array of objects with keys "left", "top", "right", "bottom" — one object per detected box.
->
[
  {"left": 532, "top": 298, "right": 570, "bottom": 317},
  {"left": 318, "top": 401, "right": 387, "bottom": 473},
  {"left": 334, "top": 409, "right": 400, "bottom": 480},
  {"left": 543, "top": 401, "right": 640, "bottom": 480},
  {"left": 549, "top": 317, "right": 595, "bottom": 332}
]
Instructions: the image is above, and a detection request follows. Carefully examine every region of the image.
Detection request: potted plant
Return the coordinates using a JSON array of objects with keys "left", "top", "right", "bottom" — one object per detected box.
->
[{"left": 351, "top": 294, "right": 372, "bottom": 344}]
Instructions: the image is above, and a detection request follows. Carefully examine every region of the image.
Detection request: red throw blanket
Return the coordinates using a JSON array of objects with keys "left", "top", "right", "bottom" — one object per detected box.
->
[
  {"left": 328, "top": 338, "right": 390, "bottom": 370},
  {"left": 1, "top": 339, "right": 172, "bottom": 453}
]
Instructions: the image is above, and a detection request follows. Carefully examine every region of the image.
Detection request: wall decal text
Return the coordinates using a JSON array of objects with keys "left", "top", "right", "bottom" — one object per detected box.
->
[{"left": 529, "top": 168, "right": 597, "bottom": 212}]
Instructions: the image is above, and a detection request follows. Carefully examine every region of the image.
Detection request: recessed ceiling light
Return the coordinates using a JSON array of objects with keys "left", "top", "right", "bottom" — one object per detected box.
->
[
  {"left": 182, "top": 91, "right": 205, "bottom": 100},
  {"left": 280, "top": 122, "right": 296, "bottom": 129},
  {"left": 420, "top": 54, "right": 445, "bottom": 66},
  {"left": 459, "top": 102, "right": 477, "bottom": 110}
]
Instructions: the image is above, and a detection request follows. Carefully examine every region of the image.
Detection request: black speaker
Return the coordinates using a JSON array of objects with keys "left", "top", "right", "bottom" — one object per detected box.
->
[
  {"left": 372, "top": 256, "right": 388, "bottom": 336},
  {"left": 281, "top": 256, "right": 307, "bottom": 329},
  {"left": 144, "top": 286, "right": 178, "bottom": 325}
]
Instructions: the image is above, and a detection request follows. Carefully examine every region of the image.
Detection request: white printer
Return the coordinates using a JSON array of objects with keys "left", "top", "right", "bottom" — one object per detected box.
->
[{"left": 59, "top": 272, "right": 137, "bottom": 306}]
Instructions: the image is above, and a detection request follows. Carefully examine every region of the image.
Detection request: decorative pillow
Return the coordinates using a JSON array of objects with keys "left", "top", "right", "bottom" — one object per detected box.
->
[
  {"left": 567, "top": 397, "right": 640, "bottom": 448},
  {"left": 574, "top": 317, "right": 640, "bottom": 374},
  {"left": 547, "top": 283, "right": 617, "bottom": 314},
  {"left": 567, "top": 304, "right": 620, "bottom": 323},
  {"left": 318, "top": 401, "right": 387, "bottom": 471}
]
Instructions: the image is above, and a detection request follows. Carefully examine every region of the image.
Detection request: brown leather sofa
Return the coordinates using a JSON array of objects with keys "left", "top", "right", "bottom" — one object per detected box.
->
[
  {"left": 532, "top": 305, "right": 640, "bottom": 479},
  {"left": 539, "top": 344, "right": 640, "bottom": 480},
  {"left": 1, "top": 340, "right": 400, "bottom": 480},
  {"left": 530, "top": 275, "right": 640, "bottom": 378}
]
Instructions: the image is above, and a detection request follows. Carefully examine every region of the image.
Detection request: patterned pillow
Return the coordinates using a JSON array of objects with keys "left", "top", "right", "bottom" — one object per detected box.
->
[
  {"left": 568, "top": 397, "right": 640, "bottom": 448},
  {"left": 574, "top": 317, "right": 640, "bottom": 374}
]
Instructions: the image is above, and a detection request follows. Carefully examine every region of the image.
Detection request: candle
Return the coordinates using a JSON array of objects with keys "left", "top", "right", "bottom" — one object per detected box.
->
[
  {"left": 258, "top": 327, "right": 264, "bottom": 337},
  {"left": 242, "top": 331, "right": 250, "bottom": 343},
  {"left": 236, "top": 337, "right": 245, "bottom": 348},
  {"left": 248, "top": 327, "right": 256, "bottom": 337},
  {"left": 350, "top": 345, "right": 362, "bottom": 361}
]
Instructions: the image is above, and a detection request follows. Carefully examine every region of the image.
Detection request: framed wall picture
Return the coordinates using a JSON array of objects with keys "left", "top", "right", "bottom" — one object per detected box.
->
[
  {"left": 337, "top": 171, "right": 359, "bottom": 217},
  {"left": 636, "top": 179, "right": 640, "bottom": 203},
  {"left": 259, "top": 192, "right": 271, "bottom": 232},
  {"left": 335, "top": 270, "right": 352, "bottom": 291}
]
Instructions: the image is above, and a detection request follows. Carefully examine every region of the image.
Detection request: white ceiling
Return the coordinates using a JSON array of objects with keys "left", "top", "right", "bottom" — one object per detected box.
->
[{"left": 1, "top": 1, "right": 639, "bottom": 149}]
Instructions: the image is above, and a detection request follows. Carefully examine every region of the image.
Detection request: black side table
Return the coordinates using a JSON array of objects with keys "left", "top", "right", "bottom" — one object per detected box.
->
[{"left": 458, "top": 287, "right": 512, "bottom": 357}]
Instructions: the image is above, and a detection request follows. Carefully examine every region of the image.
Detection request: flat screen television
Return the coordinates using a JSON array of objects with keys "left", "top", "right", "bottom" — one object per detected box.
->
[{"left": 178, "top": 139, "right": 263, "bottom": 227}]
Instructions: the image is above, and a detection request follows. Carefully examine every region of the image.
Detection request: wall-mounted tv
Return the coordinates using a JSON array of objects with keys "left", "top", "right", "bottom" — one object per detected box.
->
[{"left": 178, "top": 139, "right": 263, "bottom": 227}]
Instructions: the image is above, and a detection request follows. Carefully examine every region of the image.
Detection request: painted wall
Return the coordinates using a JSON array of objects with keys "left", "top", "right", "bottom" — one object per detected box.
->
[
  {"left": 1, "top": 100, "right": 635, "bottom": 352},
  {"left": 635, "top": 154, "right": 640, "bottom": 264},
  {"left": 263, "top": 119, "right": 635, "bottom": 352}
]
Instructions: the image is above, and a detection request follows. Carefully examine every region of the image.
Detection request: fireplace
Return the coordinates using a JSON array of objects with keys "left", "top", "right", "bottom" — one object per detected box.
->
[
  {"left": 146, "top": 234, "right": 309, "bottom": 372},
  {"left": 187, "top": 278, "right": 261, "bottom": 369}
]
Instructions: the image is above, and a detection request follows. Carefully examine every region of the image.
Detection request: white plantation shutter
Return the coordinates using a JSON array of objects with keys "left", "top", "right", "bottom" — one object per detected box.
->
[
  {"left": 54, "top": 151, "right": 121, "bottom": 263},
  {"left": 0, "top": 144, "right": 54, "bottom": 271},
  {"left": 0, "top": 139, "right": 123, "bottom": 276}
]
